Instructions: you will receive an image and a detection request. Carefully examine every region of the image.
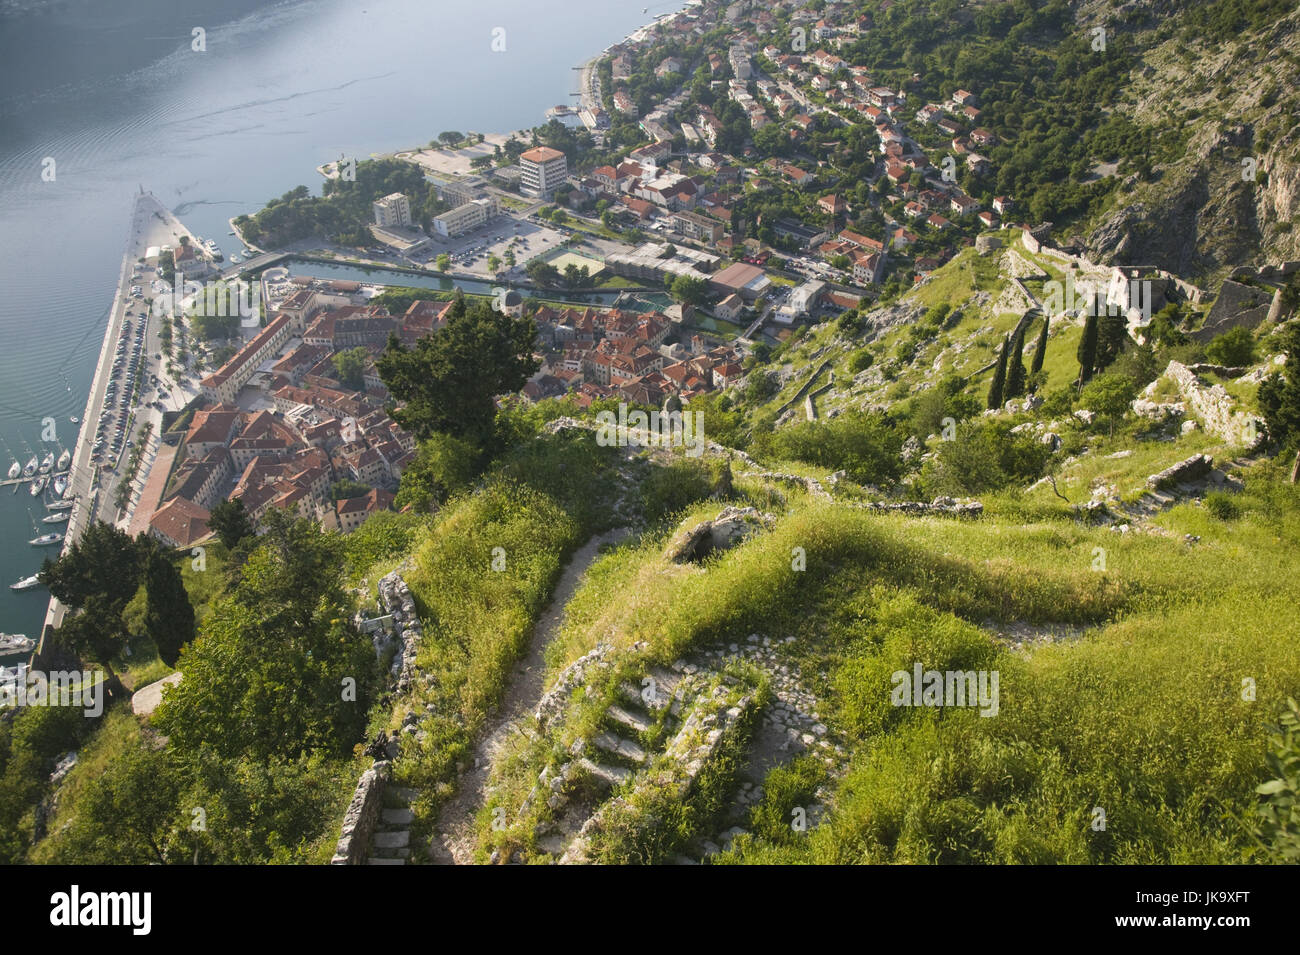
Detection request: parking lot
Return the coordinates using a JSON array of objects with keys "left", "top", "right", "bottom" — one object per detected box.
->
[{"left": 431, "top": 216, "right": 569, "bottom": 278}]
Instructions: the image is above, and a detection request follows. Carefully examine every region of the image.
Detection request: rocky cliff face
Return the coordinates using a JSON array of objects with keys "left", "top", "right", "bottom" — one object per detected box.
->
[{"left": 1082, "top": 5, "right": 1300, "bottom": 283}]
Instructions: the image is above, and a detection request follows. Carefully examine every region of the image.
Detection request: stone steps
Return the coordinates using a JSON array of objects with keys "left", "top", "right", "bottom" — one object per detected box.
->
[
  {"left": 363, "top": 785, "right": 421, "bottom": 866},
  {"left": 593, "top": 730, "right": 647, "bottom": 764},
  {"left": 578, "top": 757, "right": 632, "bottom": 788},
  {"left": 605, "top": 703, "right": 651, "bottom": 735}
]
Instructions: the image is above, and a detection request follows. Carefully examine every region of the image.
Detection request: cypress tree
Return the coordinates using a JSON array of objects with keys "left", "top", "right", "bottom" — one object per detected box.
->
[
  {"left": 1030, "top": 315, "right": 1049, "bottom": 379},
  {"left": 144, "top": 547, "right": 196, "bottom": 668},
  {"left": 1097, "top": 308, "right": 1128, "bottom": 371},
  {"left": 1077, "top": 311, "right": 1099, "bottom": 387},
  {"left": 1006, "top": 327, "right": 1028, "bottom": 399},
  {"left": 987, "top": 334, "right": 1009, "bottom": 410}
]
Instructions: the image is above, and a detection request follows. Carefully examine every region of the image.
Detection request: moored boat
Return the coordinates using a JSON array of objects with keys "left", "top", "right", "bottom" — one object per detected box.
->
[
  {"left": 22, "top": 455, "right": 37, "bottom": 477},
  {"left": 0, "top": 632, "right": 35, "bottom": 653},
  {"left": 39, "top": 452, "right": 54, "bottom": 474},
  {"left": 57, "top": 449, "right": 71, "bottom": 470},
  {"left": 46, "top": 500, "right": 75, "bottom": 511},
  {"left": 6, "top": 461, "right": 18, "bottom": 479},
  {"left": 29, "top": 476, "right": 47, "bottom": 496},
  {"left": 52, "top": 475, "right": 67, "bottom": 497},
  {"left": 9, "top": 576, "right": 42, "bottom": 592},
  {"left": 29, "top": 532, "right": 63, "bottom": 547},
  {"left": 41, "top": 512, "right": 70, "bottom": 524}
]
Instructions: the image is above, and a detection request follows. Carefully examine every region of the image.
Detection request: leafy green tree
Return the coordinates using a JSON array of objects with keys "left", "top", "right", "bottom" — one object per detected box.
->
[
  {"left": 527, "top": 259, "right": 561, "bottom": 286},
  {"left": 144, "top": 547, "right": 196, "bottom": 668},
  {"left": 922, "top": 419, "right": 1053, "bottom": 495},
  {"left": 332, "top": 346, "right": 369, "bottom": 390},
  {"left": 1079, "top": 372, "right": 1138, "bottom": 437},
  {"left": 329, "top": 479, "right": 371, "bottom": 501},
  {"left": 377, "top": 297, "right": 539, "bottom": 447},
  {"left": 1205, "top": 326, "right": 1257, "bottom": 367},
  {"left": 671, "top": 274, "right": 709, "bottom": 305},
  {"left": 155, "top": 513, "right": 376, "bottom": 762},
  {"left": 1245, "top": 697, "right": 1300, "bottom": 863},
  {"left": 208, "top": 497, "right": 255, "bottom": 550},
  {"left": 52, "top": 596, "right": 128, "bottom": 682},
  {"left": 39, "top": 520, "right": 144, "bottom": 615},
  {"left": 49, "top": 743, "right": 182, "bottom": 864},
  {"left": 436, "top": 253, "right": 451, "bottom": 271},
  {"left": 987, "top": 335, "right": 1009, "bottom": 410},
  {"left": 393, "top": 432, "right": 481, "bottom": 512},
  {"left": 1259, "top": 324, "right": 1300, "bottom": 448}
]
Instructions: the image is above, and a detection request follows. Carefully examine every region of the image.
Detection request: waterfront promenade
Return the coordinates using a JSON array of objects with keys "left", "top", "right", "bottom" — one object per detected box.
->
[{"left": 38, "top": 192, "right": 192, "bottom": 652}]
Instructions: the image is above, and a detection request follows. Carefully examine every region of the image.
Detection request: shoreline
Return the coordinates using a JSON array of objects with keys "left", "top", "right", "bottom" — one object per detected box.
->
[
  {"left": 33, "top": 1, "right": 695, "bottom": 657},
  {"left": 38, "top": 193, "right": 204, "bottom": 658}
]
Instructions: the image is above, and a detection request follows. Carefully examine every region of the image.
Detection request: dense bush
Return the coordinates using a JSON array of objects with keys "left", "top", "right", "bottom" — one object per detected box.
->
[
  {"left": 766, "top": 411, "right": 903, "bottom": 485},
  {"left": 921, "top": 420, "right": 1053, "bottom": 495}
]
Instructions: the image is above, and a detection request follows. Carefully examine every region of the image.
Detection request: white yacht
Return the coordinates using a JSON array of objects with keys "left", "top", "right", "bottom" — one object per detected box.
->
[
  {"left": 38, "top": 452, "right": 54, "bottom": 473},
  {"left": 29, "top": 532, "right": 63, "bottom": 547},
  {"left": 42, "top": 511, "right": 70, "bottom": 524},
  {"left": 0, "top": 632, "right": 35, "bottom": 653},
  {"left": 22, "top": 455, "right": 37, "bottom": 477},
  {"left": 6, "top": 461, "right": 19, "bottom": 479},
  {"left": 52, "top": 475, "right": 68, "bottom": 497},
  {"left": 46, "top": 500, "right": 75, "bottom": 511},
  {"left": 57, "top": 449, "right": 71, "bottom": 470},
  {"left": 29, "top": 476, "right": 47, "bottom": 496},
  {"left": 9, "top": 575, "right": 42, "bottom": 592}
]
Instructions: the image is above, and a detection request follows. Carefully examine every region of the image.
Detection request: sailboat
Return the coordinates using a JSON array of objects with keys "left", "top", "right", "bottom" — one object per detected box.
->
[
  {"left": 46, "top": 499, "right": 75, "bottom": 511},
  {"left": 38, "top": 452, "right": 54, "bottom": 474},
  {"left": 41, "top": 511, "right": 70, "bottom": 524},
  {"left": 22, "top": 455, "right": 37, "bottom": 477},
  {"left": 6, "top": 461, "right": 19, "bottom": 479},
  {"left": 29, "top": 532, "right": 63, "bottom": 547},
  {"left": 57, "top": 449, "right": 71, "bottom": 471},
  {"left": 29, "top": 475, "right": 47, "bottom": 496},
  {"left": 52, "top": 475, "right": 67, "bottom": 497},
  {"left": 9, "top": 575, "right": 42, "bottom": 592}
]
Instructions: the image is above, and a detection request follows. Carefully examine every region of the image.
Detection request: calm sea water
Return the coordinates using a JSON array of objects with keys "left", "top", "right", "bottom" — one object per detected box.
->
[{"left": 0, "top": 0, "right": 659, "bottom": 643}]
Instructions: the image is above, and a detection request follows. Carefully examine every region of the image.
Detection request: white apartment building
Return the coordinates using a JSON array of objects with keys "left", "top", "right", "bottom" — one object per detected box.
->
[
  {"left": 433, "top": 197, "right": 500, "bottom": 238},
  {"left": 372, "top": 192, "right": 412, "bottom": 227},
  {"left": 519, "top": 146, "right": 568, "bottom": 199}
]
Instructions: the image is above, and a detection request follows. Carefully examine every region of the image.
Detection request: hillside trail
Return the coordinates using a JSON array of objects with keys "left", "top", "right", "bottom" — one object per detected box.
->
[{"left": 428, "top": 525, "right": 631, "bottom": 864}]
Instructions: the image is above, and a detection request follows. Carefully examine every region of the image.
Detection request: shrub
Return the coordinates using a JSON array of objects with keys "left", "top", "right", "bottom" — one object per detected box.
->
[
  {"left": 1205, "top": 491, "right": 1241, "bottom": 521},
  {"left": 1205, "top": 326, "right": 1257, "bottom": 367},
  {"left": 770, "top": 411, "right": 904, "bottom": 484},
  {"left": 847, "top": 348, "right": 875, "bottom": 374},
  {"left": 921, "top": 419, "right": 1053, "bottom": 495}
]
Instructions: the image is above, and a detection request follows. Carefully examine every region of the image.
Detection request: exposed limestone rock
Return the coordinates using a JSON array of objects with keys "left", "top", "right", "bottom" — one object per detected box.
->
[
  {"left": 1144, "top": 361, "right": 1264, "bottom": 447},
  {"left": 1147, "top": 453, "right": 1214, "bottom": 490},
  {"left": 663, "top": 506, "right": 776, "bottom": 563}
]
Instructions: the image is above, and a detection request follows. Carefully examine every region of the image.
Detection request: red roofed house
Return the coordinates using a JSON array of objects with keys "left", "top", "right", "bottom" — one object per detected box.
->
[{"left": 149, "top": 497, "right": 212, "bottom": 549}]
